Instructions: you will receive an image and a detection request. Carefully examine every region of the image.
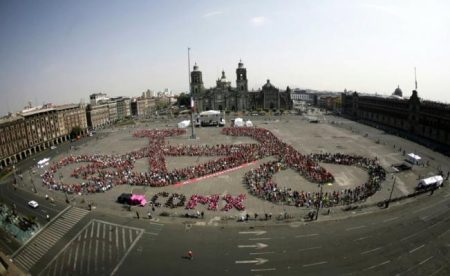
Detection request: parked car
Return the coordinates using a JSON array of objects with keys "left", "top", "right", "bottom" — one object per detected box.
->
[
  {"left": 117, "top": 193, "right": 132, "bottom": 204},
  {"left": 28, "top": 200, "right": 39, "bottom": 208}
]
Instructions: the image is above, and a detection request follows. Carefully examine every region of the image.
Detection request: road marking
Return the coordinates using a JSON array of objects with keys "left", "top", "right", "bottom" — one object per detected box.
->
[
  {"left": 383, "top": 217, "right": 398, "bottom": 223},
  {"left": 250, "top": 252, "right": 275, "bottom": 255},
  {"left": 238, "top": 243, "right": 268, "bottom": 249},
  {"left": 346, "top": 225, "right": 366, "bottom": 231},
  {"left": 365, "top": 260, "right": 390, "bottom": 270},
  {"left": 295, "top": 233, "right": 319, "bottom": 238},
  {"left": 298, "top": 246, "right": 322, "bottom": 252},
  {"left": 361, "top": 247, "right": 382, "bottom": 255},
  {"left": 235, "top": 258, "right": 268, "bottom": 265},
  {"left": 249, "top": 237, "right": 272, "bottom": 241},
  {"left": 401, "top": 232, "right": 419, "bottom": 241},
  {"left": 239, "top": 230, "right": 267, "bottom": 236},
  {"left": 427, "top": 220, "right": 444, "bottom": 229},
  {"left": 302, "top": 261, "right": 327, "bottom": 267},
  {"left": 144, "top": 231, "right": 159, "bottom": 236},
  {"left": 353, "top": 236, "right": 369, "bottom": 241},
  {"left": 413, "top": 198, "right": 448, "bottom": 213},
  {"left": 409, "top": 244, "right": 425, "bottom": 254},
  {"left": 251, "top": 268, "right": 276, "bottom": 272},
  {"left": 419, "top": 256, "right": 433, "bottom": 265},
  {"left": 438, "top": 229, "right": 450, "bottom": 238},
  {"left": 111, "top": 228, "right": 144, "bottom": 275}
]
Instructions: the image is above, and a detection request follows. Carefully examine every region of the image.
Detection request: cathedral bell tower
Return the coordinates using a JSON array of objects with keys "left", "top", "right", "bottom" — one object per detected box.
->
[
  {"left": 236, "top": 60, "right": 248, "bottom": 92},
  {"left": 190, "top": 63, "right": 204, "bottom": 97}
]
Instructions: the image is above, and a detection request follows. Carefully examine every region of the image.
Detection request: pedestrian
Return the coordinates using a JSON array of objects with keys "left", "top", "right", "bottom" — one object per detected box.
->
[
  {"left": 245, "top": 214, "right": 250, "bottom": 221},
  {"left": 254, "top": 213, "right": 258, "bottom": 220},
  {"left": 327, "top": 208, "right": 330, "bottom": 215},
  {"left": 188, "top": 250, "right": 193, "bottom": 260},
  {"left": 136, "top": 211, "right": 140, "bottom": 219},
  {"left": 430, "top": 188, "right": 434, "bottom": 195},
  {"left": 201, "top": 211, "right": 204, "bottom": 219},
  {"left": 265, "top": 213, "right": 268, "bottom": 220},
  {"left": 147, "top": 212, "right": 152, "bottom": 219},
  {"left": 268, "top": 213, "right": 272, "bottom": 220}
]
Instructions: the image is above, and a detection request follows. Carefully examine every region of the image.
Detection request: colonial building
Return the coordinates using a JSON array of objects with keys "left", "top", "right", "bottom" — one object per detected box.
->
[
  {"left": 130, "top": 96, "right": 156, "bottom": 117},
  {"left": 341, "top": 89, "right": 450, "bottom": 154},
  {"left": 86, "top": 103, "right": 110, "bottom": 129},
  {"left": 1, "top": 103, "right": 87, "bottom": 168},
  {"left": 191, "top": 61, "right": 292, "bottom": 112}
]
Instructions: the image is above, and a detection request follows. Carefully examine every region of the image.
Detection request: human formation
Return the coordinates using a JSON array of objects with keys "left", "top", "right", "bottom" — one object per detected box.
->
[{"left": 40, "top": 127, "right": 386, "bottom": 210}]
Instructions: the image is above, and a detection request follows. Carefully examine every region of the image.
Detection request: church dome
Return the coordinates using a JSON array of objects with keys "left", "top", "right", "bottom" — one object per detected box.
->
[
  {"left": 219, "top": 70, "right": 228, "bottom": 82},
  {"left": 263, "top": 79, "right": 274, "bottom": 89},
  {"left": 393, "top": 85, "right": 403, "bottom": 97},
  {"left": 193, "top": 63, "right": 199, "bottom": 71},
  {"left": 238, "top": 60, "right": 244, "bottom": 68}
]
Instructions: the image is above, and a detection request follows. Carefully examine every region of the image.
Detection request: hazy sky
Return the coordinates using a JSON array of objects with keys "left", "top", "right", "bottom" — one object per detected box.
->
[{"left": 1, "top": 0, "right": 449, "bottom": 115}]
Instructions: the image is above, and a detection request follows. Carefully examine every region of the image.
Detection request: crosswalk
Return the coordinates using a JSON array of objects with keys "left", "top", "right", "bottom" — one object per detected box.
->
[
  {"left": 39, "top": 220, "right": 150, "bottom": 276},
  {"left": 13, "top": 207, "right": 89, "bottom": 271}
]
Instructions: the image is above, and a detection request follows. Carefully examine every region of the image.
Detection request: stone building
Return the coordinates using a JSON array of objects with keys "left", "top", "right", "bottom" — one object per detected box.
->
[
  {"left": 341, "top": 89, "right": 450, "bottom": 154},
  {"left": 191, "top": 61, "right": 292, "bottom": 112},
  {"left": 1, "top": 104, "right": 87, "bottom": 168}
]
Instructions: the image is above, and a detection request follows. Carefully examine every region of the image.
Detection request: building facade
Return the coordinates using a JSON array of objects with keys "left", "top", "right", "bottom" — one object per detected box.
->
[
  {"left": 191, "top": 61, "right": 292, "bottom": 112},
  {"left": 341, "top": 90, "right": 450, "bottom": 154},
  {"left": 1, "top": 104, "right": 87, "bottom": 168}
]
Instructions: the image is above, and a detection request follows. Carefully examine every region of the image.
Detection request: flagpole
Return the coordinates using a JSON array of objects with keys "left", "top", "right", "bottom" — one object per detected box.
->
[{"left": 188, "top": 47, "right": 196, "bottom": 139}]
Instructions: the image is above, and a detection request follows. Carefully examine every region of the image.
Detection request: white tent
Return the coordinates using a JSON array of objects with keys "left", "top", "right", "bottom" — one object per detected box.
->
[
  {"left": 245, "top": 120, "right": 253, "bottom": 127},
  {"left": 406, "top": 153, "right": 421, "bottom": 164},
  {"left": 417, "top": 175, "right": 444, "bottom": 189},
  {"left": 177, "top": 120, "right": 191, "bottom": 128},
  {"left": 234, "top": 118, "right": 244, "bottom": 127}
]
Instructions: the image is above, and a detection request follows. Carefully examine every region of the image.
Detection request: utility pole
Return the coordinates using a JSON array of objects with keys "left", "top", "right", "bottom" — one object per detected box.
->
[
  {"left": 188, "top": 47, "right": 196, "bottom": 139},
  {"left": 386, "top": 176, "right": 396, "bottom": 208}
]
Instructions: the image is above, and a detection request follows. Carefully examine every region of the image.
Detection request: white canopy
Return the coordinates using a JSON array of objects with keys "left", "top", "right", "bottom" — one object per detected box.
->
[
  {"left": 177, "top": 120, "right": 191, "bottom": 128},
  {"left": 245, "top": 120, "right": 253, "bottom": 127},
  {"left": 234, "top": 118, "right": 244, "bottom": 127}
]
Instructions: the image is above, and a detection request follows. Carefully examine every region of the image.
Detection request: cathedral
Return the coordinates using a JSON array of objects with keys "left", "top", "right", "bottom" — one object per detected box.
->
[{"left": 190, "top": 60, "right": 292, "bottom": 112}]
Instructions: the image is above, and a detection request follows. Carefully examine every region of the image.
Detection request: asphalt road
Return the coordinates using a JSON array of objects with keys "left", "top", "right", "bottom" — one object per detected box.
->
[{"left": 108, "top": 185, "right": 450, "bottom": 276}]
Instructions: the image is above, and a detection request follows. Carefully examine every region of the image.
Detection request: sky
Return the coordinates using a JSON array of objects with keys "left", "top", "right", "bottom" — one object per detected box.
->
[{"left": 0, "top": 0, "right": 449, "bottom": 115}]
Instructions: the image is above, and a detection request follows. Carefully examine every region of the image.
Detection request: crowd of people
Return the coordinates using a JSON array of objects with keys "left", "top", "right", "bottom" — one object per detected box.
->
[
  {"left": 244, "top": 153, "right": 386, "bottom": 207},
  {"left": 39, "top": 127, "right": 386, "bottom": 209}
]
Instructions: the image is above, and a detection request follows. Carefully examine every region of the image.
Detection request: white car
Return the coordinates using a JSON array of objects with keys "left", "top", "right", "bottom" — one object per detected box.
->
[{"left": 28, "top": 200, "right": 39, "bottom": 208}]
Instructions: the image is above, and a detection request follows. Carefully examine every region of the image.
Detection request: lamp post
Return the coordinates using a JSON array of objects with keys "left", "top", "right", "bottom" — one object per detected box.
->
[
  {"left": 30, "top": 170, "right": 37, "bottom": 193},
  {"left": 188, "top": 47, "right": 196, "bottom": 139},
  {"left": 315, "top": 184, "right": 323, "bottom": 220},
  {"left": 386, "top": 176, "right": 396, "bottom": 208}
]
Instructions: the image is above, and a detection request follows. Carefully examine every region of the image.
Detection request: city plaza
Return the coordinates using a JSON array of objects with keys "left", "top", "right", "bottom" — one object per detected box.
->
[{"left": 29, "top": 111, "right": 447, "bottom": 221}]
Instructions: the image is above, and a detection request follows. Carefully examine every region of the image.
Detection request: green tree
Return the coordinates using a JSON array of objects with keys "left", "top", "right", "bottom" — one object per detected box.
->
[
  {"left": 176, "top": 93, "right": 190, "bottom": 107},
  {"left": 70, "top": 126, "right": 83, "bottom": 138}
]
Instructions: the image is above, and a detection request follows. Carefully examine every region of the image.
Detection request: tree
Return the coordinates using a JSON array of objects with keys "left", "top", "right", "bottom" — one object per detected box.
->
[
  {"left": 176, "top": 93, "right": 190, "bottom": 107},
  {"left": 70, "top": 126, "right": 83, "bottom": 139}
]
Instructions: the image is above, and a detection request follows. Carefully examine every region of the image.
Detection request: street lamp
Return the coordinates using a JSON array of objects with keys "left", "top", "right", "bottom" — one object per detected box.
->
[
  {"left": 315, "top": 184, "right": 323, "bottom": 220},
  {"left": 30, "top": 170, "right": 37, "bottom": 193},
  {"left": 385, "top": 176, "right": 396, "bottom": 208}
]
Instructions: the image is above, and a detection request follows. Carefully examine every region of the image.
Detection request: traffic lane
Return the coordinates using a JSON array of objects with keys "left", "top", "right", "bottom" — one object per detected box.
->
[{"left": 0, "top": 182, "right": 63, "bottom": 223}]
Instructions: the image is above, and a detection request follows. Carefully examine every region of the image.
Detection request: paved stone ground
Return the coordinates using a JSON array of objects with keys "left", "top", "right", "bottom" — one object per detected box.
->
[{"left": 29, "top": 112, "right": 450, "bottom": 221}]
